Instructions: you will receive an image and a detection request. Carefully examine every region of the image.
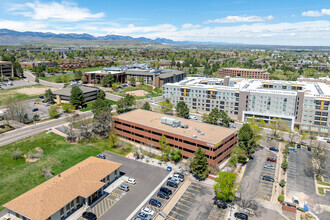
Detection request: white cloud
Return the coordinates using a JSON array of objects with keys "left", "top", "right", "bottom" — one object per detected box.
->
[
  {"left": 137, "top": 20, "right": 330, "bottom": 46},
  {"left": 0, "top": 20, "right": 48, "bottom": 31},
  {"left": 204, "top": 15, "right": 274, "bottom": 24},
  {"left": 101, "top": 24, "right": 177, "bottom": 34},
  {"left": 9, "top": 0, "right": 105, "bottom": 22},
  {"left": 181, "top": 23, "right": 201, "bottom": 29},
  {"left": 302, "top": 9, "right": 330, "bottom": 17}
]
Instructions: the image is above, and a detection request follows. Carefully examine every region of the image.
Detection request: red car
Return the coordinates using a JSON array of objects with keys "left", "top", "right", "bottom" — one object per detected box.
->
[{"left": 267, "top": 157, "right": 277, "bottom": 162}]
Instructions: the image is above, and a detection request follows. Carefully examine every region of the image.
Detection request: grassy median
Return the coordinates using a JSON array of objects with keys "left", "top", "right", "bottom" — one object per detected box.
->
[{"left": 0, "top": 132, "right": 132, "bottom": 210}]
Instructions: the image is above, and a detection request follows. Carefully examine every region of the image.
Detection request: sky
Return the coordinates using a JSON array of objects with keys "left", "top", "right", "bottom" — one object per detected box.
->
[{"left": 0, "top": 0, "right": 329, "bottom": 46}]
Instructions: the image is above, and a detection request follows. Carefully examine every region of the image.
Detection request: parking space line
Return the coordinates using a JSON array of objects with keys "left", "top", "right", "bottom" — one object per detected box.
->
[
  {"left": 177, "top": 202, "right": 190, "bottom": 209},
  {"left": 190, "top": 183, "right": 202, "bottom": 188},
  {"left": 185, "top": 190, "right": 196, "bottom": 196},
  {"left": 173, "top": 206, "right": 189, "bottom": 213},
  {"left": 180, "top": 197, "right": 193, "bottom": 204},
  {"left": 166, "top": 215, "right": 178, "bottom": 220},
  {"left": 210, "top": 209, "right": 226, "bottom": 216},
  {"left": 181, "top": 194, "right": 195, "bottom": 200},
  {"left": 187, "top": 187, "right": 200, "bottom": 193},
  {"left": 170, "top": 210, "right": 184, "bottom": 217}
]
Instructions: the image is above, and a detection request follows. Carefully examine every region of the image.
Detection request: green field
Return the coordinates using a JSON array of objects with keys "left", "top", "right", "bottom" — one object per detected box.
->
[
  {"left": 40, "top": 73, "right": 75, "bottom": 83},
  {"left": 80, "top": 99, "right": 117, "bottom": 112},
  {"left": 0, "top": 85, "right": 53, "bottom": 104},
  {"left": 0, "top": 132, "right": 132, "bottom": 210}
]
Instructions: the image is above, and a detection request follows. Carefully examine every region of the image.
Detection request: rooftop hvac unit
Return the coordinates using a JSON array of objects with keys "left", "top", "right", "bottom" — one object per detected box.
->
[
  {"left": 201, "top": 132, "right": 205, "bottom": 136},
  {"left": 161, "top": 117, "right": 181, "bottom": 127},
  {"left": 193, "top": 135, "right": 197, "bottom": 138},
  {"left": 181, "top": 124, "right": 189, "bottom": 129}
]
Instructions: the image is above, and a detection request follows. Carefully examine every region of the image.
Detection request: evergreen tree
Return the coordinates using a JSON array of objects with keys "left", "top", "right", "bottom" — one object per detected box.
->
[
  {"left": 176, "top": 101, "right": 189, "bottom": 118},
  {"left": 141, "top": 102, "right": 151, "bottom": 111},
  {"left": 130, "top": 76, "right": 136, "bottom": 86},
  {"left": 70, "top": 86, "right": 85, "bottom": 108},
  {"left": 238, "top": 123, "right": 255, "bottom": 155},
  {"left": 190, "top": 147, "right": 209, "bottom": 179},
  {"left": 44, "top": 89, "right": 54, "bottom": 103},
  {"left": 101, "top": 74, "right": 114, "bottom": 87},
  {"left": 117, "top": 94, "right": 136, "bottom": 113},
  {"left": 96, "top": 89, "right": 106, "bottom": 100}
]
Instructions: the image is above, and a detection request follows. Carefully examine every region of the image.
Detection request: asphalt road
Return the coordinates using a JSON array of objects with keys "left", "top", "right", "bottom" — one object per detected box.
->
[
  {"left": 286, "top": 147, "right": 330, "bottom": 219},
  {"left": 24, "top": 71, "right": 64, "bottom": 88},
  {"left": 99, "top": 152, "right": 169, "bottom": 220},
  {"left": 0, "top": 111, "right": 93, "bottom": 147}
]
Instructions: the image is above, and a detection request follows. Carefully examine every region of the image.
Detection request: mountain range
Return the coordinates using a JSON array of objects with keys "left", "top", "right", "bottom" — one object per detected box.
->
[{"left": 0, "top": 29, "right": 188, "bottom": 45}]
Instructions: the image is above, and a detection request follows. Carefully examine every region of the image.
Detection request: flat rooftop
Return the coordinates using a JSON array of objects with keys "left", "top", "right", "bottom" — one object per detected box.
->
[
  {"left": 4, "top": 157, "right": 122, "bottom": 220},
  {"left": 53, "top": 85, "right": 99, "bottom": 96},
  {"left": 114, "top": 109, "right": 235, "bottom": 145}
]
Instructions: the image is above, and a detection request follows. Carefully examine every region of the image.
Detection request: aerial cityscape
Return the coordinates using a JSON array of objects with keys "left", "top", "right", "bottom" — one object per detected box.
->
[{"left": 0, "top": 1, "right": 329, "bottom": 220}]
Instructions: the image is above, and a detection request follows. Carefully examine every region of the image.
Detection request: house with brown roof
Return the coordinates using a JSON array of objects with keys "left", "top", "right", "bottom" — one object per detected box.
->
[{"left": 3, "top": 157, "right": 122, "bottom": 220}]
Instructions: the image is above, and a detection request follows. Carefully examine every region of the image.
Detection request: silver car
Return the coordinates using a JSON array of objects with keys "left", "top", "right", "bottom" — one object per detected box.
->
[{"left": 264, "top": 164, "right": 275, "bottom": 170}]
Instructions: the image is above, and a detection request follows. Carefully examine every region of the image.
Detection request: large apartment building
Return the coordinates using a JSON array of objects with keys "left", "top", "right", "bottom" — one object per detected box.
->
[
  {"left": 113, "top": 109, "right": 237, "bottom": 165},
  {"left": 163, "top": 77, "right": 330, "bottom": 137},
  {"left": 0, "top": 61, "right": 14, "bottom": 78},
  {"left": 219, "top": 68, "right": 270, "bottom": 80}
]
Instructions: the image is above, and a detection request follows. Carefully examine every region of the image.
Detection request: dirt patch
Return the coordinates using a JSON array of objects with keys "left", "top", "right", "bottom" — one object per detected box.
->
[
  {"left": 15, "top": 87, "right": 58, "bottom": 95},
  {"left": 125, "top": 90, "right": 149, "bottom": 97},
  {"left": 125, "top": 152, "right": 134, "bottom": 158},
  {"left": 24, "top": 147, "right": 44, "bottom": 162}
]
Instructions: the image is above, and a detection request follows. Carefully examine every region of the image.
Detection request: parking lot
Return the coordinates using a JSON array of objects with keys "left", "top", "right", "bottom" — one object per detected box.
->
[
  {"left": 166, "top": 182, "right": 216, "bottom": 220},
  {"left": 23, "top": 98, "right": 61, "bottom": 119},
  {"left": 0, "top": 80, "right": 36, "bottom": 89},
  {"left": 287, "top": 146, "right": 330, "bottom": 220},
  {"left": 93, "top": 152, "right": 170, "bottom": 220},
  {"left": 256, "top": 150, "right": 277, "bottom": 201}
]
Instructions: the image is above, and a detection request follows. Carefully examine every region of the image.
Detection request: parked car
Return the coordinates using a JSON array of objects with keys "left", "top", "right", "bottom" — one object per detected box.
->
[
  {"left": 149, "top": 199, "right": 162, "bottom": 207},
  {"left": 160, "top": 187, "right": 172, "bottom": 195},
  {"left": 96, "top": 154, "right": 106, "bottom": 159},
  {"left": 173, "top": 173, "right": 184, "bottom": 182},
  {"left": 290, "top": 148, "right": 297, "bottom": 152},
  {"left": 82, "top": 212, "right": 97, "bottom": 220},
  {"left": 167, "top": 181, "right": 178, "bottom": 188},
  {"left": 132, "top": 217, "right": 143, "bottom": 220},
  {"left": 297, "top": 144, "right": 301, "bottom": 148},
  {"left": 327, "top": 139, "right": 330, "bottom": 143},
  {"left": 269, "top": 147, "right": 279, "bottom": 152},
  {"left": 167, "top": 166, "right": 172, "bottom": 171},
  {"left": 267, "top": 157, "right": 277, "bottom": 163},
  {"left": 157, "top": 191, "right": 170, "bottom": 199},
  {"left": 214, "top": 200, "right": 228, "bottom": 209},
  {"left": 168, "top": 177, "right": 180, "bottom": 185},
  {"left": 32, "top": 108, "right": 39, "bottom": 112},
  {"left": 39, "top": 96, "right": 44, "bottom": 99},
  {"left": 234, "top": 212, "right": 248, "bottom": 220},
  {"left": 137, "top": 212, "right": 151, "bottom": 220},
  {"left": 264, "top": 164, "right": 275, "bottom": 170},
  {"left": 307, "top": 146, "right": 312, "bottom": 151},
  {"left": 126, "top": 178, "right": 136, "bottom": 185},
  {"left": 118, "top": 184, "right": 130, "bottom": 192},
  {"left": 141, "top": 207, "right": 154, "bottom": 216},
  {"left": 262, "top": 175, "right": 275, "bottom": 182},
  {"left": 189, "top": 115, "right": 198, "bottom": 120}
]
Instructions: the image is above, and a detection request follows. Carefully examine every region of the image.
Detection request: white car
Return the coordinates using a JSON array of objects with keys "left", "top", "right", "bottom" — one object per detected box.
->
[
  {"left": 264, "top": 164, "right": 275, "bottom": 170},
  {"left": 141, "top": 207, "right": 154, "bottom": 216},
  {"left": 126, "top": 178, "right": 136, "bottom": 185},
  {"left": 189, "top": 115, "right": 198, "bottom": 120}
]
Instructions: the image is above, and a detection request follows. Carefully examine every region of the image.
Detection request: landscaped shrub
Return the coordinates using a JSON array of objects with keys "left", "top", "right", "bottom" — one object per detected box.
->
[
  {"left": 12, "top": 149, "right": 23, "bottom": 160},
  {"left": 278, "top": 194, "right": 284, "bottom": 202},
  {"left": 279, "top": 179, "right": 286, "bottom": 187}
]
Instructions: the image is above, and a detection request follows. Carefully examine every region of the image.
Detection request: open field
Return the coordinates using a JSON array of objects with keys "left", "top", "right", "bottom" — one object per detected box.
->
[
  {"left": 0, "top": 132, "right": 132, "bottom": 210},
  {"left": 0, "top": 85, "right": 57, "bottom": 104},
  {"left": 40, "top": 73, "right": 75, "bottom": 82}
]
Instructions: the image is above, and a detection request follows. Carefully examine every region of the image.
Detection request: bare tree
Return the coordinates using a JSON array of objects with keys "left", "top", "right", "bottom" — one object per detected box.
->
[
  {"left": 299, "top": 131, "right": 307, "bottom": 144},
  {"left": 312, "top": 142, "right": 327, "bottom": 177},
  {"left": 4, "top": 98, "right": 30, "bottom": 124},
  {"left": 92, "top": 110, "right": 113, "bottom": 138},
  {"left": 65, "top": 113, "right": 79, "bottom": 142}
]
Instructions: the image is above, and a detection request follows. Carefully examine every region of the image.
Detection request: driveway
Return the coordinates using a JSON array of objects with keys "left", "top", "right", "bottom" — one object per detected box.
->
[{"left": 98, "top": 152, "right": 169, "bottom": 220}]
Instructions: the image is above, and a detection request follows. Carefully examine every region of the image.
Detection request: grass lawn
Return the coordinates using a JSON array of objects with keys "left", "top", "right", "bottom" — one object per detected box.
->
[
  {"left": 40, "top": 73, "right": 75, "bottom": 83},
  {"left": 0, "top": 132, "right": 132, "bottom": 210},
  {"left": 316, "top": 176, "right": 330, "bottom": 186},
  {"left": 80, "top": 99, "right": 117, "bottom": 112},
  {"left": 79, "top": 66, "right": 104, "bottom": 73},
  {"left": 0, "top": 85, "right": 52, "bottom": 104},
  {"left": 0, "top": 124, "right": 14, "bottom": 134}
]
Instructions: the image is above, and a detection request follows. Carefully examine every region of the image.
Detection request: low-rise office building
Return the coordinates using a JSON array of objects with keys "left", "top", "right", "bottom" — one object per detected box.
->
[
  {"left": 52, "top": 85, "right": 99, "bottom": 104},
  {"left": 163, "top": 77, "right": 330, "bottom": 137},
  {"left": 0, "top": 61, "right": 13, "bottom": 78},
  {"left": 83, "top": 68, "right": 126, "bottom": 84},
  {"left": 219, "top": 68, "right": 270, "bottom": 80},
  {"left": 3, "top": 157, "right": 122, "bottom": 220},
  {"left": 113, "top": 109, "right": 237, "bottom": 165}
]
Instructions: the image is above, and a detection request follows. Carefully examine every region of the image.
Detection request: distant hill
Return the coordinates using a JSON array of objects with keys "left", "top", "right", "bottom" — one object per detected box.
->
[{"left": 0, "top": 29, "right": 179, "bottom": 45}]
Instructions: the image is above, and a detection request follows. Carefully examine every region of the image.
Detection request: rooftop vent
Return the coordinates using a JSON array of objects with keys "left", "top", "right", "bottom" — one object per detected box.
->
[
  {"left": 161, "top": 117, "right": 181, "bottom": 127},
  {"left": 181, "top": 124, "right": 189, "bottom": 129},
  {"left": 193, "top": 135, "right": 197, "bottom": 138},
  {"left": 201, "top": 132, "right": 205, "bottom": 136}
]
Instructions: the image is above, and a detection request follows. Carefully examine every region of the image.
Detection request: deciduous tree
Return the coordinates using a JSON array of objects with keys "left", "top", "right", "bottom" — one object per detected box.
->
[
  {"left": 214, "top": 171, "right": 237, "bottom": 202},
  {"left": 176, "top": 101, "right": 189, "bottom": 118},
  {"left": 160, "top": 99, "right": 173, "bottom": 115}
]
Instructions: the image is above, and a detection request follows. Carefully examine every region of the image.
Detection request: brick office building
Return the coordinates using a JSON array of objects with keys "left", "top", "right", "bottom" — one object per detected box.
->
[
  {"left": 113, "top": 109, "right": 237, "bottom": 165},
  {"left": 219, "top": 68, "right": 270, "bottom": 79}
]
